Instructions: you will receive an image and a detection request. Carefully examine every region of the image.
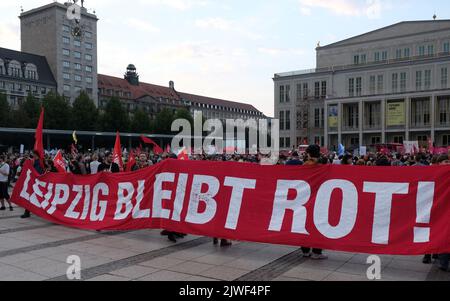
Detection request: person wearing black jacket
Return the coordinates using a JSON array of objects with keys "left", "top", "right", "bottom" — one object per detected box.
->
[
  {"left": 21, "top": 150, "right": 44, "bottom": 219},
  {"left": 98, "top": 152, "right": 120, "bottom": 173}
]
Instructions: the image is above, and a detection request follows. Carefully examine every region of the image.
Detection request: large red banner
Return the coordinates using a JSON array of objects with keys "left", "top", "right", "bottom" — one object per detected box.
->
[{"left": 11, "top": 160, "right": 450, "bottom": 255}]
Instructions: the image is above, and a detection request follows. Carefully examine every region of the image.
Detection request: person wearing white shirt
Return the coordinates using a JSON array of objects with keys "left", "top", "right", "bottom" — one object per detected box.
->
[
  {"left": 0, "top": 156, "right": 13, "bottom": 211},
  {"left": 89, "top": 154, "right": 101, "bottom": 174}
]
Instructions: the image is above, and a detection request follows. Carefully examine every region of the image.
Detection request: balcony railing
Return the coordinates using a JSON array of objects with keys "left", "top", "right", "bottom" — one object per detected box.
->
[{"left": 275, "top": 51, "right": 450, "bottom": 78}]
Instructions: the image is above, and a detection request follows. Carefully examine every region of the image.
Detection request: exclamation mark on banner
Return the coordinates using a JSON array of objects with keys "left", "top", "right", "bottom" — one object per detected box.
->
[{"left": 414, "top": 182, "right": 435, "bottom": 243}]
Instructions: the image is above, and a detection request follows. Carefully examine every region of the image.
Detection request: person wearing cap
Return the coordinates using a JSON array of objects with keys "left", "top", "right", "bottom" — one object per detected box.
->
[{"left": 301, "top": 145, "right": 328, "bottom": 260}]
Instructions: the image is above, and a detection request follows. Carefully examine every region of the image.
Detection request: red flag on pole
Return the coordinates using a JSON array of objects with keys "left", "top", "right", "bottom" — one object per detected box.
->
[
  {"left": 126, "top": 149, "right": 136, "bottom": 172},
  {"left": 34, "top": 107, "right": 45, "bottom": 168},
  {"left": 113, "top": 132, "right": 124, "bottom": 171},
  {"left": 140, "top": 135, "right": 163, "bottom": 155},
  {"left": 53, "top": 150, "right": 67, "bottom": 173}
]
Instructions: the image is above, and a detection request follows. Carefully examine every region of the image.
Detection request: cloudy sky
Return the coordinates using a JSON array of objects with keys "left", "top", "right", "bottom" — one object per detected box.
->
[{"left": 1, "top": 0, "right": 449, "bottom": 116}]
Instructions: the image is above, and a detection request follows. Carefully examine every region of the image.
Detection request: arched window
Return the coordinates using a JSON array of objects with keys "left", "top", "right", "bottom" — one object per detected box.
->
[
  {"left": 8, "top": 60, "right": 22, "bottom": 77},
  {"left": 24, "top": 63, "right": 39, "bottom": 80}
]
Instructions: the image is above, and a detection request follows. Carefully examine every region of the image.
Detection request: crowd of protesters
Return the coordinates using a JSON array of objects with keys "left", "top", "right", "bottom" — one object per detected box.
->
[{"left": 0, "top": 145, "right": 449, "bottom": 271}]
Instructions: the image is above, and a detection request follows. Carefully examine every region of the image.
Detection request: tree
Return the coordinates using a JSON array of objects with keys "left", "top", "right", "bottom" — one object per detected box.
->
[
  {"left": 152, "top": 108, "right": 175, "bottom": 134},
  {"left": 174, "top": 108, "right": 194, "bottom": 126},
  {"left": 0, "top": 93, "right": 10, "bottom": 127},
  {"left": 42, "top": 92, "right": 72, "bottom": 130},
  {"left": 71, "top": 91, "right": 99, "bottom": 131},
  {"left": 100, "top": 97, "right": 129, "bottom": 132},
  {"left": 22, "top": 93, "right": 41, "bottom": 128},
  {"left": 130, "top": 109, "right": 152, "bottom": 133}
]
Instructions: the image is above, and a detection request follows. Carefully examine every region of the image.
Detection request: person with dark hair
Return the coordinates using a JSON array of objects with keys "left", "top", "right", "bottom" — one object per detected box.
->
[
  {"left": 0, "top": 156, "right": 13, "bottom": 211},
  {"left": 341, "top": 154, "right": 353, "bottom": 165},
  {"left": 301, "top": 145, "right": 328, "bottom": 260},
  {"left": 286, "top": 151, "right": 303, "bottom": 166},
  {"left": 375, "top": 156, "right": 391, "bottom": 166},
  {"left": 21, "top": 150, "right": 44, "bottom": 218},
  {"left": 98, "top": 151, "right": 120, "bottom": 173}
]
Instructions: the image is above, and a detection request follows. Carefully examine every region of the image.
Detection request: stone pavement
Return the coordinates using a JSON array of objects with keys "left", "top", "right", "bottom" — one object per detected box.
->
[{"left": 0, "top": 207, "right": 449, "bottom": 281}]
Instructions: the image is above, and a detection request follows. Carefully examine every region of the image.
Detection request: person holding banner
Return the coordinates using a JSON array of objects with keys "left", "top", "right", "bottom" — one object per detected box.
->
[
  {"left": 21, "top": 150, "right": 44, "bottom": 219},
  {"left": 301, "top": 145, "right": 328, "bottom": 260},
  {"left": 0, "top": 156, "right": 13, "bottom": 211}
]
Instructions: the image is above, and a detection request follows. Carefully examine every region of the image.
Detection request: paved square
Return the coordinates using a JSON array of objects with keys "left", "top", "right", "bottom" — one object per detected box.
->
[{"left": 0, "top": 206, "right": 448, "bottom": 281}]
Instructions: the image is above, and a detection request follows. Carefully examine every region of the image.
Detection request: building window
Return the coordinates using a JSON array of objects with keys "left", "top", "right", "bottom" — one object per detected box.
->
[
  {"left": 279, "top": 86, "right": 285, "bottom": 103},
  {"left": 348, "top": 78, "right": 355, "bottom": 97},
  {"left": 353, "top": 55, "right": 359, "bottom": 65},
  {"left": 377, "top": 75, "right": 384, "bottom": 94},
  {"left": 404, "top": 48, "right": 410, "bottom": 58},
  {"left": 428, "top": 45, "right": 434, "bottom": 56},
  {"left": 303, "top": 83, "right": 308, "bottom": 99},
  {"left": 285, "top": 137, "right": 291, "bottom": 149},
  {"left": 86, "top": 77, "right": 93, "bottom": 84},
  {"left": 369, "top": 75, "right": 376, "bottom": 94},
  {"left": 444, "top": 42, "right": 450, "bottom": 54},
  {"left": 285, "top": 85, "right": 290, "bottom": 102},
  {"left": 314, "top": 108, "right": 320, "bottom": 128},
  {"left": 381, "top": 51, "right": 388, "bottom": 61},
  {"left": 296, "top": 83, "right": 302, "bottom": 103},
  {"left": 416, "top": 71, "right": 422, "bottom": 91},
  {"left": 285, "top": 110, "right": 291, "bottom": 130},
  {"left": 63, "top": 25, "right": 70, "bottom": 32},
  {"left": 443, "top": 135, "right": 450, "bottom": 146},
  {"left": 424, "top": 70, "right": 431, "bottom": 90},
  {"left": 393, "top": 136, "right": 404, "bottom": 144},
  {"left": 85, "top": 31, "right": 92, "bottom": 39},
  {"left": 86, "top": 65, "right": 93, "bottom": 73},
  {"left": 441, "top": 67, "right": 448, "bottom": 89},
  {"left": 74, "top": 63, "right": 82, "bottom": 70},
  {"left": 400, "top": 72, "right": 407, "bottom": 92},
  {"left": 374, "top": 52, "right": 380, "bottom": 62},
  {"left": 63, "top": 49, "right": 70, "bottom": 56},
  {"left": 395, "top": 49, "right": 402, "bottom": 59},
  {"left": 63, "top": 36, "right": 70, "bottom": 44},
  {"left": 365, "top": 102, "right": 381, "bottom": 129},
  {"left": 392, "top": 73, "right": 398, "bottom": 93},
  {"left": 321, "top": 81, "right": 327, "bottom": 98},
  {"left": 279, "top": 111, "right": 285, "bottom": 130},
  {"left": 280, "top": 138, "right": 285, "bottom": 148},
  {"left": 85, "top": 54, "right": 92, "bottom": 61},
  {"left": 356, "top": 77, "right": 362, "bottom": 96},
  {"left": 418, "top": 46, "right": 425, "bottom": 56},
  {"left": 85, "top": 42, "right": 93, "bottom": 50},
  {"left": 74, "top": 51, "right": 81, "bottom": 59},
  {"left": 63, "top": 73, "right": 71, "bottom": 80},
  {"left": 411, "top": 98, "right": 430, "bottom": 127},
  {"left": 74, "top": 75, "right": 82, "bottom": 82},
  {"left": 371, "top": 136, "right": 381, "bottom": 144},
  {"left": 63, "top": 61, "right": 70, "bottom": 68},
  {"left": 74, "top": 40, "right": 81, "bottom": 47},
  {"left": 360, "top": 54, "right": 366, "bottom": 64},
  {"left": 438, "top": 97, "right": 450, "bottom": 126},
  {"left": 314, "top": 82, "right": 320, "bottom": 99}
]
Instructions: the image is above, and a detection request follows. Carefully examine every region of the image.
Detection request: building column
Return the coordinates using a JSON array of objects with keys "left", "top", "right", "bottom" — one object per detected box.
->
[
  {"left": 431, "top": 94, "right": 436, "bottom": 143},
  {"left": 338, "top": 102, "right": 343, "bottom": 145},
  {"left": 381, "top": 99, "right": 386, "bottom": 143},
  {"left": 324, "top": 104, "right": 329, "bottom": 148},
  {"left": 405, "top": 97, "right": 411, "bottom": 141},
  {"left": 359, "top": 100, "right": 363, "bottom": 147}
]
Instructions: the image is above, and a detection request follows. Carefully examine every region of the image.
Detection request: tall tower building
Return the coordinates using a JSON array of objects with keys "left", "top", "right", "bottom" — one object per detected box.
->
[{"left": 20, "top": 1, "right": 98, "bottom": 105}]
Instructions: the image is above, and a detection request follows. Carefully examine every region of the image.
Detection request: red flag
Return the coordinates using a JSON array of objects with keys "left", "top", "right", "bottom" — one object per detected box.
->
[
  {"left": 53, "top": 150, "right": 67, "bottom": 173},
  {"left": 71, "top": 143, "right": 78, "bottom": 157},
  {"left": 177, "top": 147, "right": 189, "bottom": 161},
  {"left": 34, "top": 107, "right": 45, "bottom": 168},
  {"left": 126, "top": 149, "right": 136, "bottom": 172},
  {"left": 113, "top": 132, "right": 124, "bottom": 171},
  {"left": 140, "top": 135, "right": 163, "bottom": 155}
]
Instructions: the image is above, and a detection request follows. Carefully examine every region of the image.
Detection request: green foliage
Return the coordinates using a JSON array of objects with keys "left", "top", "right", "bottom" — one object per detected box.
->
[
  {"left": 152, "top": 108, "right": 175, "bottom": 134},
  {"left": 130, "top": 108, "right": 152, "bottom": 133},
  {"left": 0, "top": 93, "right": 10, "bottom": 127},
  {"left": 42, "top": 92, "right": 72, "bottom": 130},
  {"left": 100, "top": 97, "right": 129, "bottom": 132},
  {"left": 71, "top": 91, "right": 99, "bottom": 131}
]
